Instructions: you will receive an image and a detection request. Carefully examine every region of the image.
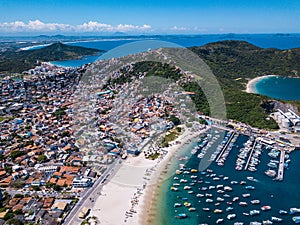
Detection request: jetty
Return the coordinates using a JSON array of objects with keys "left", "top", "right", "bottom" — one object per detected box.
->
[
  {"left": 244, "top": 139, "right": 257, "bottom": 170},
  {"left": 215, "top": 132, "right": 236, "bottom": 162},
  {"left": 276, "top": 150, "right": 285, "bottom": 181}
]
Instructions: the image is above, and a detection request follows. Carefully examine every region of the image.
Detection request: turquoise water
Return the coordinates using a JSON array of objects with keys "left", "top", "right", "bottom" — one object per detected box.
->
[
  {"left": 157, "top": 132, "right": 300, "bottom": 225},
  {"left": 255, "top": 76, "right": 300, "bottom": 100}
]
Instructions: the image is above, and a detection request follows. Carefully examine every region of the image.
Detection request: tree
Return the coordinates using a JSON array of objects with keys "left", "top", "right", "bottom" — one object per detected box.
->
[{"left": 37, "top": 154, "right": 47, "bottom": 163}]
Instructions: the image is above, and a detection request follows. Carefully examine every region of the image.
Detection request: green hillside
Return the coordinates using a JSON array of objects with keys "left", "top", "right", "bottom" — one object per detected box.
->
[{"left": 0, "top": 42, "right": 103, "bottom": 73}]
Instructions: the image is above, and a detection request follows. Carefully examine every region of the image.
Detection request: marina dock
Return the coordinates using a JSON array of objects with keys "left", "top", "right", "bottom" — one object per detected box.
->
[
  {"left": 244, "top": 140, "right": 257, "bottom": 170},
  {"left": 277, "top": 150, "right": 285, "bottom": 181},
  {"left": 215, "top": 131, "right": 236, "bottom": 162}
]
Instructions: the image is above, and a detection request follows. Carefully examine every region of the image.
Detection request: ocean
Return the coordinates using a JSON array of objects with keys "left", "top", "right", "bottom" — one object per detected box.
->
[
  {"left": 155, "top": 130, "right": 300, "bottom": 225},
  {"left": 254, "top": 76, "right": 300, "bottom": 100},
  {"left": 48, "top": 33, "right": 300, "bottom": 68}
]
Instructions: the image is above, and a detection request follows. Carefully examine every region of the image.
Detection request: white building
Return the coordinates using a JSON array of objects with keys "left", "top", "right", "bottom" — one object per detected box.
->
[{"left": 72, "top": 177, "right": 92, "bottom": 187}]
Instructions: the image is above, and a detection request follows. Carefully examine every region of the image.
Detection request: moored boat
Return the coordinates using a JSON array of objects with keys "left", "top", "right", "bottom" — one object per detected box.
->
[
  {"left": 176, "top": 213, "right": 187, "bottom": 219},
  {"left": 227, "top": 214, "right": 236, "bottom": 220},
  {"left": 292, "top": 216, "right": 300, "bottom": 224},
  {"left": 261, "top": 205, "right": 272, "bottom": 211},
  {"left": 251, "top": 200, "right": 260, "bottom": 205},
  {"left": 271, "top": 216, "right": 283, "bottom": 222},
  {"left": 250, "top": 210, "right": 261, "bottom": 216}
]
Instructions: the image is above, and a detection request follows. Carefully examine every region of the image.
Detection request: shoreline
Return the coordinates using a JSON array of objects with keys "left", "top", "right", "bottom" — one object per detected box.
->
[
  {"left": 88, "top": 125, "right": 209, "bottom": 225},
  {"left": 245, "top": 75, "right": 278, "bottom": 94}
]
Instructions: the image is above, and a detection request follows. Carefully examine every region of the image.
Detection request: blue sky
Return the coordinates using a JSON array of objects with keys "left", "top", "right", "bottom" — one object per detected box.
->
[{"left": 0, "top": 0, "right": 299, "bottom": 35}]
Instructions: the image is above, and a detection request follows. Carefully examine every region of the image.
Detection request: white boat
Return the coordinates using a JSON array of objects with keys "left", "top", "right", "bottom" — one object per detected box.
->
[
  {"left": 250, "top": 210, "right": 260, "bottom": 216},
  {"left": 227, "top": 214, "right": 236, "bottom": 220},
  {"left": 271, "top": 217, "right": 283, "bottom": 222}
]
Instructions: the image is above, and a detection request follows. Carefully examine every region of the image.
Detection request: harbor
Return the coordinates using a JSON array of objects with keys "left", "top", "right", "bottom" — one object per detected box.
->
[{"left": 156, "top": 128, "right": 300, "bottom": 225}]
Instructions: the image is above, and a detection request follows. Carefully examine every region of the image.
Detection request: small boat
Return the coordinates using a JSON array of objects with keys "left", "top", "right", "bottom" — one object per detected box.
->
[
  {"left": 250, "top": 210, "right": 261, "bottom": 216},
  {"left": 224, "top": 186, "right": 232, "bottom": 191},
  {"left": 214, "top": 209, "right": 223, "bottom": 214},
  {"left": 239, "top": 202, "right": 248, "bottom": 207},
  {"left": 191, "top": 169, "right": 198, "bottom": 173},
  {"left": 242, "top": 193, "right": 251, "bottom": 198},
  {"left": 215, "top": 202, "right": 221, "bottom": 206},
  {"left": 196, "top": 194, "right": 204, "bottom": 198},
  {"left": 233, "top": 197, "right": 239, "bottom": 202},
  {"left": 247, "top": 176, "right": 258, "bottom": 182},
  {"left": 263, "top": 220, "right": 273, "bottom": 225},
  {"left": 206, "top": 199, "right": 213, "bottom": 203},
  {"left": 170, "top": 187, "right": 178, "bottom": 191},
  {"left": 180, "top": 179, "right": 187, "bottom": 183},
  {"left": 188, "top": 207, "right": 196, "bottom": 211},
  {"left": 243, "top": 212, "right": 250, "bottom": 216},
  {"left": 231, "top": 181, "right": 238, "bottom": 185},
  {"left": 278, "top": 210, "right": 288, "bottom": 215},
  {"left": 226, "top": 207, "right": 234, "bottom": 212},
  {"left": 261, "top": 205, "right": 272, "bottom": 211},
  {"left": 240, "top": 181, "right": 246, "bottom": 185},
  {"left": 173, "top": 183, "right": 180, "bottom": 186},
  {"left": 217, "top": 197, "right": 224, "bottom": 202},
  {"left": 249, "top": 222, "right": 262, "bottom": 225},
  {"left": 245, "top": 186, "right": 255, "bottom": 190},
  {"left": 227, "top": 214, "right": 236, "bottom": 220},
  {"left": 183, "top": 186, "right": 191, "bottom": 190},
  {"left": 202, "top": 207, "right": 210, "bottom": 211},
  {"left": 216, "top": 218, "right": 224, "bottom": 224},
  {"left": 290, "top": 208, "right": 300, "bottom": 214},
  {"left": 292, "top": 216, "right": 300, "bottom": 224},
  {"left": 188, "top": 191, "right": 194, "bottom": 194},
  {"left": 234, "top": 223, "right": 244, "bottom": 225},
  {"left": 267, "top": 162, "right": 278, "bottom": 168},
  {"left": 184, "top": 202, "right": 191, "bottom": 207},
  {"left": 251, "top": 200, "right": 260, "bottom": 205},
  {"left": 205, "top": 193, "right": 213, "bottom": 197},
  {"left": 174, "top": 203, "right": 182, "bottom": 208},
  {"left": 271, "top": 217, "right": 283, "bottom": 222},
  {"left": 176, "top": 213, "right": 187, "bottom": 219}
]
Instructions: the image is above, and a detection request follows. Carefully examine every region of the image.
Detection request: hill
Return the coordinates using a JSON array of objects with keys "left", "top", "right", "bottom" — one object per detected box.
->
[
  {"left": 0, "top": 42, "right": 103, "bottom": 73},
  {"left": 106, "top": 40, "right": 300, "bottom": 129},
  {"left": 190, "top": 40, "right": 300, "bottom": 89}
]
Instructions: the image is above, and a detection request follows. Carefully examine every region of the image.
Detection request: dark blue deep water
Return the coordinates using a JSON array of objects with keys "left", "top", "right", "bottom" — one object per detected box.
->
[{"left": 156, "top": 132, "right": 300, "bottom": 225}]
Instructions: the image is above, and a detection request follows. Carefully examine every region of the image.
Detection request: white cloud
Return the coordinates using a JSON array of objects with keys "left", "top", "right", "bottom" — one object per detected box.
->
[{"left": 0, "top": 20, "right": 152, "bottom": 33}]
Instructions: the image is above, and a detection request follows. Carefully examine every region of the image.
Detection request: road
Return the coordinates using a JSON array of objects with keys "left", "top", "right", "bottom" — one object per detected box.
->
[{"left": 63, "top": 159, "right": 122, "bottom": 225}]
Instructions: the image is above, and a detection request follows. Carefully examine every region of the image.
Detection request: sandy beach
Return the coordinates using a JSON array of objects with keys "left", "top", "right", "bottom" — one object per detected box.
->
[
  {"left": 89, "top": 125, "right": 209, "bottom": 225},
  {"left": 245, "top": 75, "right": 277, "bottom": 93}
]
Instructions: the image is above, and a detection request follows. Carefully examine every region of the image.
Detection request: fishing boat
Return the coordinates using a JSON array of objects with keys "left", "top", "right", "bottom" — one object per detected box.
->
[
  {"left": 271, "top": 217, "right": 283, "bottom": 222},
  {"left": 176, "top": 213, "right": 187, "bottom": 219},
  {"left": 292, "top": 216, "right": 300, "bottom": 224},
  {"left": 227, "top": 214, "right": 236, "bottom": 220},
  {"left": 261, "top": 205, "right": 272, "bottom": 211}
]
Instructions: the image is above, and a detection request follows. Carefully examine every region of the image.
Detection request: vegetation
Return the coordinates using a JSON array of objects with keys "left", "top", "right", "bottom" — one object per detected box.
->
[{"left": 0, "top": 42, "right": 103, "bottom": 73}]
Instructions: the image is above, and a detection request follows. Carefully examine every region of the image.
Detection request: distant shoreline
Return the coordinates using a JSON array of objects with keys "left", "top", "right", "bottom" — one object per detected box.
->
[{"left": 245, "top": 75, "right": 278, "bottom": 94}]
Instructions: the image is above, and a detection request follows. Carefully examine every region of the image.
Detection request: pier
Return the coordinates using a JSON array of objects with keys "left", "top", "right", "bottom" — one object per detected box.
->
[
  {"left": 215, "top": 131, "right": 236, "bottom": 162},
  {"left": 276, "top": 150, "right": 285, "bottom": 181},
  {"left": 244, "top": 140, "right": 257, "bottom": 170}
]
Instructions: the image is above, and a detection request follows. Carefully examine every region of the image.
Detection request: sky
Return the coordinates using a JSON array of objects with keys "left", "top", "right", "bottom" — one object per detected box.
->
[{"left": 0, "top": 0, "right": 300, "bottom": 35}]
